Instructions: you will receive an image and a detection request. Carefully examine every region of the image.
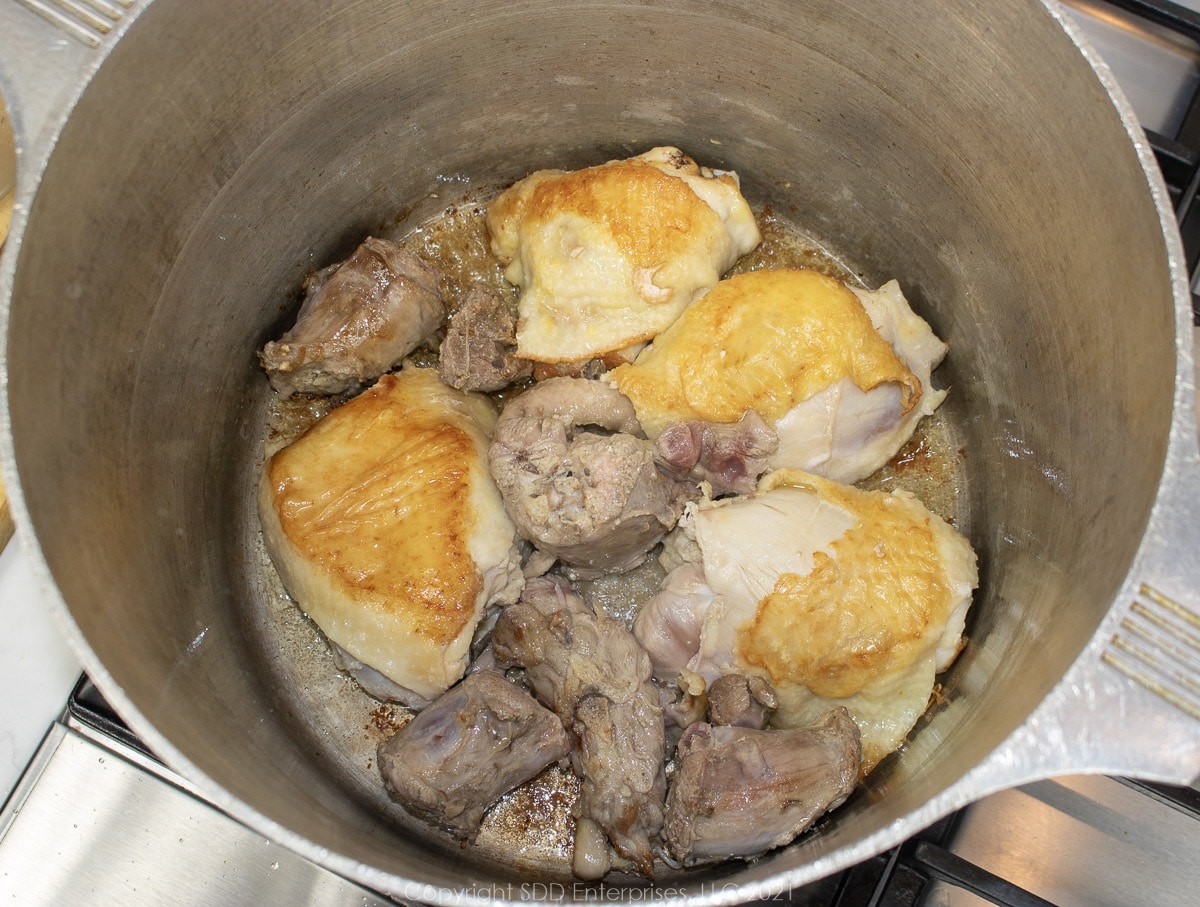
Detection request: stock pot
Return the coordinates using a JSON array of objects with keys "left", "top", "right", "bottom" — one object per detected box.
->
[{"left": 1, "top": 0, "right": 1199, "bottom": 902}]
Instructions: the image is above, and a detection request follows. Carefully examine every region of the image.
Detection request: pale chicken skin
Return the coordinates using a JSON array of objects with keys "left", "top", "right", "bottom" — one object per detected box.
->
[
  {"left": 610, "top": 269, "right": 948, "bottom": 484},
  {"left": 259, "top": 366, "right": 523, "bottom": 707},
  {"left": 645, "top": 468, "right": 978, "bottom": 772},
  {"left": 633, "top": 562, "right": 713, "bottom": 680},
  {"left": 486, "top": 146, "right": 761, "bottom": 363}
]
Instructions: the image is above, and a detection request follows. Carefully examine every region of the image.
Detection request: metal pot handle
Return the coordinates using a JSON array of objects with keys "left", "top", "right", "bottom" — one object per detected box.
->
[
  {"left": 0, "top": 0, "right": 144, "bottom": 211},
  {"left": 940, "top": 2, "right": 1200, "bottom": 797},
  {"left": 968, "top": 331, "right": 1200, "bottom": 796}
]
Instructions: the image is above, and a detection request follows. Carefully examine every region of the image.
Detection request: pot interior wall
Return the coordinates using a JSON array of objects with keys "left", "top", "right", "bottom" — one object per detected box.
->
[{"left": 4, "top": 0, "right": 1178, "bottom": 895}]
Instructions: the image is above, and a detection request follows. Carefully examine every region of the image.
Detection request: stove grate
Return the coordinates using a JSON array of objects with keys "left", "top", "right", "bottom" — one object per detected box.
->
[{"left": 1107, "top": 0, "right": 1200, "bottom": 322}]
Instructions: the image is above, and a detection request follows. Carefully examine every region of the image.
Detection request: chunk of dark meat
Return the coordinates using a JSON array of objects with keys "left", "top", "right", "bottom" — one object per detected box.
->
[
  {"left": 655, "top": 411, "right": 778, "bottom": 496},
  {"left": 706, "top": 674, "right": 777, "bottom": 729},
  {"left": 492, "top": 575, "right": 666, "bottom": 878},
  {"left": 260, "top": 237, "right": 444, "bottom": 396},
  {"left": 488, "top": 378, "right": 693, "bottom": 580},
  {"left": 438, "top": 285, "right": 533, "bottom": 392},
  {"left": 532, "top": 358, "right": 609, "bottom": 382},
  {"left": 376, "top": 670, "right": 569, "bottom": 840},
  {"left": 663, "top": 709, "right": 861, "bottom": 866},
  {"left": 632, "top": 564, "right": 713, "bottom": 680}
]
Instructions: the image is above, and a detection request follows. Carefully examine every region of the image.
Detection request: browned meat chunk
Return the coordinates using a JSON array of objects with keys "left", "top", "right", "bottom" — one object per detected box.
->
[
  {"left": 492, "top": 576, "right": 666, "bottom": 878},
  {"left": 654, "top": 410, "right": 778, "bottom": 496},
  {"left": 488, "top": 378, "right": 693, "bottom": 580},
  {"left": 376, "top": 670, "right": 569, "bottom": 840},
  {"left": 706, "top": 674, "right": 777, "bottom": 729},
  {"left": 663, "top": 709, "right": 861, "bottom": 866},
  {"left": 437, "top": 286, "right": 532, "bottom": 392},
  {"left": 260, "top": 237, "right": 444, "bottom": 396}
]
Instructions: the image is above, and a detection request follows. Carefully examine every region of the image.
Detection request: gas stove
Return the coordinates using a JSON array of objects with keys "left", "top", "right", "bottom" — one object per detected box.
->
[{"left": 1, "top": 0, "right": 1199, "bottom": 904}]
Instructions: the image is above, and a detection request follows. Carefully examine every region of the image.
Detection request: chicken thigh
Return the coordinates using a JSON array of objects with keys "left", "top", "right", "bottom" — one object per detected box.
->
[
  {"left": 610, "top": 269, "right": 948, "bottom": 484},
  {"left": 641, "top": 468, "right": 977, "bottom": 771},
  {"left": 486, "top": 147, "right": 760, "bottom": 363},
  {"left": 259, "top": 366, "right": 523, "bottom": 707}
]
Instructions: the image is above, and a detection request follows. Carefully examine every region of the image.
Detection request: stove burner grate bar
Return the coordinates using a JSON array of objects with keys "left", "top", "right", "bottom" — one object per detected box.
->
[{"left": 1104, "top": 0, "right": 1200, "bottom": 322}]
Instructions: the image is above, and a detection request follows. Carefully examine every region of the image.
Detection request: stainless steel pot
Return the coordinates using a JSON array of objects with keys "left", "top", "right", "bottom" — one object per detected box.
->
[{"left": 2, "top": 0, "right": 1199, "bottom": 902}]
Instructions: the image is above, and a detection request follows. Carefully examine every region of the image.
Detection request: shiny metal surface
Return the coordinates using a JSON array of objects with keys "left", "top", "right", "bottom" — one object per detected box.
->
[
  {"left": 0, "top": 0, "right": 1198, "bottom": 903},
  {"left": 0, "top": 721, "right": 397, "bottom": 904},
  {"left": 1061, "top": 0, "right": 1200, "bottom": 136},
  {"left": 943, "top": 775, "right": 1200, "bottom": 907}
]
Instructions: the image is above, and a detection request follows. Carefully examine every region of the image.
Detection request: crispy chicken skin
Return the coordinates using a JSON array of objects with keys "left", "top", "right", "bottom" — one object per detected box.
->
[
  {"left": 259, "top": 367, "right": 523, "bottom": 707},
  {"left": 486, "top": 147, "right": 760, "bottom": 363}
]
